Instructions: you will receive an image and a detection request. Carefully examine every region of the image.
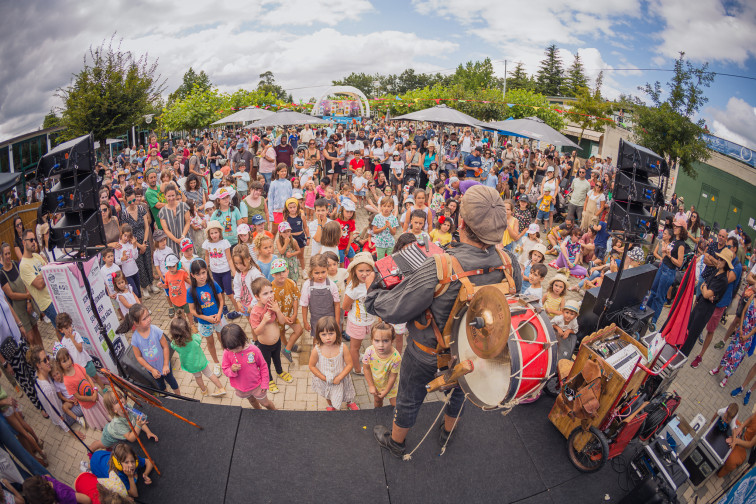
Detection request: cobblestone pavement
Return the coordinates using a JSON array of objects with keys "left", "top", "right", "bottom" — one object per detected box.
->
[{"left": 11, "top": 207, "right": 752, "bottom": 501}]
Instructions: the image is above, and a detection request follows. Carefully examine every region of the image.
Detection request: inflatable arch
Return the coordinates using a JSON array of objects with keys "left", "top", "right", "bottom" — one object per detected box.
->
[{"left": 311, "top": 86, "right": 371, "bottom": 118}]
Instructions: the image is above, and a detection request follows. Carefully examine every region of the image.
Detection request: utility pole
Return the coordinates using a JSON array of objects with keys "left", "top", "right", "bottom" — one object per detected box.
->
[{"left": 502, "top": 59, "right": 507, "bottom": 100}]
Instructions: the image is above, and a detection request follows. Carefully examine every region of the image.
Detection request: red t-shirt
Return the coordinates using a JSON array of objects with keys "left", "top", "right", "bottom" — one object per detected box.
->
[
  {"left": 165, "top": 269, "right": 190, "bottom": 306},
  {"left": 349, "top": 158, "right": 365, "bottom": 173},
  {"left": 336, "top": 218, "right": 356, "bottom": 250},
  {"left": 74, "top": 473, "right": 101, "bottom": 504}
]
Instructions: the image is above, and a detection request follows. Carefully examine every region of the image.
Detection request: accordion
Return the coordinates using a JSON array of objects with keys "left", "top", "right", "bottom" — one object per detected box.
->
[{"left": 375, "top": 235, "right": 444, "bottom": 289}]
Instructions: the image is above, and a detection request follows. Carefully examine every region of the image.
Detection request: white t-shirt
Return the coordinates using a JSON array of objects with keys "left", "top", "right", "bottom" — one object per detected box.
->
[
  {"left": 716, "top": 407, "right": 739, "bottom": 431},
  {"left": 117, "top": 286, "right": 138, "bottom": 316},
  {"left": 587, "top": 191, "right": 606, "bottom": 205},
  {"left": 202, "top": 239, "right": 232, "bottom": 273},
  {"left": 115, "top": 242, "right": 139, "bottom": 277},
  {"left": 344, "top": 282, "right": 375, "bottom": 326},
  {"left": 101, "top": 263, "right": 121, "bottom": 295},
  {"left": 390, "top": 160, "right": 404, "bottom": 177},
  {"left": 353, "top": 176, "right": 367, "bottom": 192},
  {"left": 308, "top": 219, "right": 332, "bottom": 256},
  {"left": 153, "top": 246, "right": 174, "bottom": 276},
  {"left": 61, "top": 331, "right": 92, "bottom": 368}
]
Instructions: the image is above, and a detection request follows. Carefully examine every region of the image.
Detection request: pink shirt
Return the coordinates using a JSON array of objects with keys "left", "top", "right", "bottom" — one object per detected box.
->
[
  {"left": 221, "top": 344, "right": 269, "bottom": 392},
  {"left": 249, "top": 303, "right": 275, "bottom": 330}
]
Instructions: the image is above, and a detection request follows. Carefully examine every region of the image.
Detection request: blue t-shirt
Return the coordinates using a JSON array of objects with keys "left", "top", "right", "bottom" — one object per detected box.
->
[
  {"left": 186, "top": 281, "right": 223, "bottom": 325},
  {"left": 132, "top": 325, "right": 166, "bottom": 371},
  {"left": 594, "top": 221, "right": 610, "bottom": 249},
  {"left": 90, "top": 450, "right": 146, "bottom": 491},
  {"left": 257, "top": 255, "right": 279, "bottom": 281},
  {"left": 717, "top": 258, "right": 742, "bottom": 308},
  {"left": 464, "top": 154, "right": 482, "bottom": 176}
]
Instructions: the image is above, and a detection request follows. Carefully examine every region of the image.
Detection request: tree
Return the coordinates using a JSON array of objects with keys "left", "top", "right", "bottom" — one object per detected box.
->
[
  {"left": 505, "top": 88, "right": 565, "bottom": 131},
  {"left": 42, "top": 110, "right": 61, "bottom": 129},
  {"left": 565, "top": 52, "right": 589, "bottom": 98},
  {"left": 449, "top": 58, "right": 504, "bottom": 91},
  {"left": 630, "top": 52, "right": 715, "bottom": 176},
  {"left": 535, "top": 44, "right": 565, "bottom": 96},
  {"left": 168, "top": 67, "right": 212, "bottom": 104},
  {"left": 376, "top": 69, "right": 449, "bottom": 96},
  {"left": 507, "top": 62, "right": 533, "bottom": 92},
  {"left": 567, "top": 72, "right": 614, "bottom": 144},
  {"left": 257, "top": 71, "right": 292, "bottom": 102},
  {"left": 332, "top": 72, "right": 377, "bottom": 98},
  {"left": 56, "top": 36, "right": 165, "bottom": 151}
]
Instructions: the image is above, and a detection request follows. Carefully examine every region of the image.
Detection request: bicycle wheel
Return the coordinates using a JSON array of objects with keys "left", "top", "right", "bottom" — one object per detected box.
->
[{"left": 567, "top": 425, "right": 609, "bottom": 473}]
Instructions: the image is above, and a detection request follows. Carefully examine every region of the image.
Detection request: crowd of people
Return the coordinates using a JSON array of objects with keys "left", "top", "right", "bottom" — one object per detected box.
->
[{"left": 0, "top": 119, "right": 754, "bottom": 500}]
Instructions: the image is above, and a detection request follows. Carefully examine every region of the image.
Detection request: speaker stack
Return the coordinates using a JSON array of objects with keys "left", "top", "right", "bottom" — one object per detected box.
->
[
  {"left": 37, "top": 134, "right": 106, "bottom": 253},
  {"left": 607, "top": 139, "right": 667, "bottom": 237}
]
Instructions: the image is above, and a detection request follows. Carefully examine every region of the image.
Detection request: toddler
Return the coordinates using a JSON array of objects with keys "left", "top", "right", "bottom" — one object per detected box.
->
[
  {"left": 169, "top": 317, "right": 226, "bottom": 397},
  {"left": 220, "top": 324, "right": 276, "bottom": 410},
  {"left": 362, "top": 322, "right": 401, "bottom": 408},
  {"left": 543, "top": 274, "right": 568, "bottom": 318},
  {"left": 523, "top": 263, "right": 547, "bottom": 301},
  {"left": 308, "top": 316, "right": 358, "bottom": 411},
  {"left": 552, "top": 301, "right": 580, "bottom": 360}
]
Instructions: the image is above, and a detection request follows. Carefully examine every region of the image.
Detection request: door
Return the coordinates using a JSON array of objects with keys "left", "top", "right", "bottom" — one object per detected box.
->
[
  {"left": 725, "top": 197, "right": 743, "bottom": 230},
  {"left": 697, "top": 183, "right": 719, "bottom": 227}
]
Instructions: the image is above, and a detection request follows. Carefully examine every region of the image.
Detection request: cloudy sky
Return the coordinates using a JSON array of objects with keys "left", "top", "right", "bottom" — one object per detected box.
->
[{"left": 1, "top": 0, "right": 755, "bottom": 148}]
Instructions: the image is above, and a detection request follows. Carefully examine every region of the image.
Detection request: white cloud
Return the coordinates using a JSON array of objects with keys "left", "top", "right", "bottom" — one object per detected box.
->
[
  {"left": 708, "top": 97, "right": 756, "bottom": 149},
  {"left": 649, "top": 0, "right": 756, "bottom": 65},
  {"left": 258, "top": 0, "right": 374, "bottom": 26}
]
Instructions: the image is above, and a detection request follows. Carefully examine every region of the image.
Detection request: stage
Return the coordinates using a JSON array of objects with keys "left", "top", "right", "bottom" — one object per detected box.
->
[{"left": 131, "top": 396, "right": 632, "bottom": 503}]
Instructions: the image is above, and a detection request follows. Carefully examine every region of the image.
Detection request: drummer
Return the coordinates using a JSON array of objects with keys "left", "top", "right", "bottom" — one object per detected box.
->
[{"left": 366, "top": 185, "right": 522, "bottom": 458}]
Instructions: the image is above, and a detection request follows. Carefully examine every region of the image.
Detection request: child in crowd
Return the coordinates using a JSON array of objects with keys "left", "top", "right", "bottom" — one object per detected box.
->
[
  {"left": 543, "top": 274, "right": 568, "bottom": 318},
  {"left": 115, "top": 224, "right": 141, "bottom": 298},
  {"left": 152, "top": 229, "right": 173, "bottom": 298},
  {"left": 536, "top": 188, "right": 553, "bottom": 228},
  {"left": 100, "top": 247, "right": 122, "bottom": 316},
  {"left": 0, "top": 384, "right": 47, "bottom": 466},
  {"left": 552, "top": 301, "right": 580, "bottom": 360},
  {"left": 408, "top": 209, "right": 427, "bottom": 241},
  {"left": 179, "top": 237, "right": 199, "bottom": 274},
  {"left": 399, "top": 198, "right": 414, "bottom": 228},
  {"left": 324, "top": 185, "right": 339, "bottom": 219},
  {"left": 187, "top": 200, "right": 207, "bottom": 255},
  {"left": 169, "top": 317, "right": 226, "bottom": 397},
  {"left": 362, "top": 321, "right": 401, "bottom": 408},
  {"left": 308, "top": 198, "right": 330, "bottom": 255},
  {"left": 308, "top": 316, "right": 358, "bottom": 411},
  {"left": 372, "top": 198, "right": 399, "bottom": 259},
  {"left": 523, "top": 263, "right": 548, "bottom": 301},
  {"left": 114, "top": 271, "right": 139, "bottom": 317},
  {"left": 220, "top": 323, "right": 276, "bottom": 410},
  {"left": 232, "top": 164, "right": 250, "bottom": 197},
  {"left": 163, "top": 254, "right": 190, "bottom": 319},
  {"left": 236, "top": 223, "right": 256, "bottom": 260},
  {"left": 284, "top": 197, "right": 308, "bottom": 269},
  {"left": 291, "top": 177, "right": 303, "bottom": 199},
  {"left": 118, "top": 304, "right": 181, "bottom": 396},
  {"left": 342, "top": 253, "right": 376, "bottom": 375},
  {"left": 210, "top": 186, "right": 242, "bottom": 246},
  {"left": 711, "top": 403, "right": 739, "bottom": 436},
  {"left": 50, "top": 361, "right": 84, "bottom": 427},
  {"left": 520, "top": 243, "right": 546, "bottom": 292},
  {"left": 89, "top": 443, "right": 154, "bottom": 500},
  {"left": 304, "top": 180, "right": 317, "bottom": 222},
  {"left": 352, "top": 168, "right": 367, "bottom": 207},
  {"left": 301, "top": 254, "right": 341, "bottom": 337},
  {"left": 336, "top": 199, "right": 357, "bottom": 266},
  {"left": 276, "top": 222, "right": 301, "bottom": 282},
  {"left": 270, "top": 259, "right": 303, "bottom": 363},
  {"left": 248, "top": 277, "right": 292, "bottom": 394},
  {"left": 232, "top": 243, "right": 262, "bottom": 318},
  {"left": 249, "top": 215, "right": 274, "bottom": 262},
  {"left": 58, "top": 348, "right": 110, "bottom": 430},
  {"left": 352, "top": 225, "right": 375, "bottom": 258},
  {"left": 324, "top": 251, "right": 349, "bottom": 302},
  {"left": 519, "top": 224, "right": 541, "bottom": 266},
  {"left": 430, "top": 215, "right": 453, "bottom": 247},
  {"left": 319, "top": 220, "right": 341, "bottom": 257},
  {"left": 100, "top": 391, "right": 158, "bottom": 449},
  {"left": 187, "top": 259, "right": 225, "bottom": 376},
  {"left": 253, "top": 233, "right": 278, "bottom": 281},
  {"left": 202, "top": 220, "right": 240, "bottom": 319}
]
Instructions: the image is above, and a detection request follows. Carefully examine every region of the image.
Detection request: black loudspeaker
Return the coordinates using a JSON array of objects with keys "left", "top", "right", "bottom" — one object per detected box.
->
[
  {"left": 613, "top": 172, "right": 659, "bottom": 205},
  {"left": 617, "top": 139, "right": 668, "bottom": 178},
  {"left": 37, "top": 134, "right": 96, "bottom": 179},
  {"left": 117, "top": 345, "right": 177, "bottom": 390},
  {"left": 607, "top": 201, "right": 653, "bottom": 234},
  {"left": 43, "top": 172, "right": 99, "bottom": 213},
  {"left": 49, "top": 210, "right": 105, "bottom": 249}
]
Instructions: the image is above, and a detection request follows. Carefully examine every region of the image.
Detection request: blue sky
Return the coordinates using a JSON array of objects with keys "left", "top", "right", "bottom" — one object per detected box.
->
[{"left": 1, "top": 0, "right": 755, "bottom": 148}]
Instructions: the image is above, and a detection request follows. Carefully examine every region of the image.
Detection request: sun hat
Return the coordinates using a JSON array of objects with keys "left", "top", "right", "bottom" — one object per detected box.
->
[
  {"left": 180, "top": 237, "right": 193, "bottom": 252},
  {"left": 237, "top": 223, "right": 250, "bottom": 235},
  {"left": 270, "top": 258, "right": 287, "bottom": 274},
  {"left": 346, "top": 252, "right": 375, "bottom": 273},
  {"left": 250, "top": 214, "right": 265, "bottom": 226},
  {"left": 673, "top": 216, "right": 688, "bottom": 230},
  {"left": 392, "top": 150, "right": 400, "bottom": 156},
  {"left": 210, "top": 187, "right": 235, "bottom": 201},
  {"left": 459, "top": 185, "right": 508, "bottom": 245},
  {"left": 716, "top": 248, "right": 734, "bottom": 269},
  {"left": 341, "top": 199, "right": 356, "bottom": 212},
  {"left": 165, "top": 254, "right": 180, "bottom": 268},
  {"left": 153, "top": 229, "right": 167, "bottom": 242},
  {"left": 213, "top": 171, "right": 224, "bottom": 179},
  {"left": 564, "top": 301, "right": 580, "bottom": 314},
  {"left": 628, "top": 246, "right": 645, "bottom": 264},
  {"left": 546, "top": 166, "right": 555, "bottom": 172},
  {"left": 527, "top": 223, "right": 540, "bottom": 235},
  {"left": 278, "top": 221, "right": 292, "bottom": 233},
  {"left": 529, "top": 243, "right": 548, "bottom": 259},
  {"left": 206, "top": 220, "right": 223, "bottom": 237},
  {"left": 549, "top": 274, "right": 570, "bottom": 290}
]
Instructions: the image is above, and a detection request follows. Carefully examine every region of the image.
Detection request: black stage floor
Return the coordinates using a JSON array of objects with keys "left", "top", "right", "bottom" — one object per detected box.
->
[{"left": 132, "top": 397, "right": 631, "bottom": 503}]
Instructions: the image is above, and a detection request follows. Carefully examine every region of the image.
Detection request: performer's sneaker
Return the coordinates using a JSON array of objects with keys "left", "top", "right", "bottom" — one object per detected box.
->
[
  {"left": 374, "top": 425, "right": 405, "bottom": 459},
  {"left": 438, "top": 423, "right": 454, "bottom": 447}
]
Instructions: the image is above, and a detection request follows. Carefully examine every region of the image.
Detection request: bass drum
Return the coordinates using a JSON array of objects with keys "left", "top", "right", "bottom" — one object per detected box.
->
[{"left": 451, "top": 297, "right": 558, "bottom": 409}]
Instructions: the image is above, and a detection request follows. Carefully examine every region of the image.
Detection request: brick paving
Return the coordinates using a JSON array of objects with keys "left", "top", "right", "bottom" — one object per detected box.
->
[{"left": 9, "top": 206, "right": 751, "bottom": 501}]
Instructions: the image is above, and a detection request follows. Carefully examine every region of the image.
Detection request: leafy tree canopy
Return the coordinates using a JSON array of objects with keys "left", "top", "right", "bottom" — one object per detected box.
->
[
  {"left": 258, "top": 71, "right": 292, "bottom": 103},
  {"left": 566, "top": 71, "right": 614, "bottom": 144},
  {"left": 168, "top": 67, "right": 212, "bottom": 104}
]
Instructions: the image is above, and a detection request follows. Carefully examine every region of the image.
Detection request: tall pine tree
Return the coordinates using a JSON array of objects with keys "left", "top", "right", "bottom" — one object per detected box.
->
[
  {"left": 565, "top": 52, "right": 589, "bottom": 97},
  {"left": 535, "top": 44, "right": 565, "bottom": 96},
  {"left": 507, "top": 62, "right": 532, "bottom": 91}
]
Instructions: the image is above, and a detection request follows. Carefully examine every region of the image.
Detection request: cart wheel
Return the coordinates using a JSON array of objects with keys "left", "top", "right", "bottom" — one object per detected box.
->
[
  {"left": 566, "top": 425, "right": 608, "bottom": 473},
  {"left": 544, "top": 376, "right": 560, "bottom": 397}
]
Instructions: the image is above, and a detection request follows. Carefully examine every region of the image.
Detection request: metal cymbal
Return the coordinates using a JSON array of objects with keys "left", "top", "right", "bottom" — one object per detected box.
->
[{"left": 466, "top": 285, "right": 511, "bottom": 359}]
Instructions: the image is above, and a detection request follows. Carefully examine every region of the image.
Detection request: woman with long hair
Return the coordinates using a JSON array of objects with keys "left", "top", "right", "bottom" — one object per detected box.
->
[
  {"left": 121, "top": 186, "right": 156, "bottom": 296},
  {"left": 12, "top": 217, "right": 24, "bottom": 262},
  {"left": 647, "top": 217, "right": 688, "bottom": 329}
]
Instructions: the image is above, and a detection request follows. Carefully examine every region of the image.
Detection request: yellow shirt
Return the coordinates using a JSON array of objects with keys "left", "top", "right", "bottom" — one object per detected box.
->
[
  {"left": 430, "top": 229, "right": 452, "bottom": 246},
  {"left": 19, "top": 253, "right": 52, "bottom": 311},
  {"left": 361, "top": 345, "right": 401, "bottom": 399}
]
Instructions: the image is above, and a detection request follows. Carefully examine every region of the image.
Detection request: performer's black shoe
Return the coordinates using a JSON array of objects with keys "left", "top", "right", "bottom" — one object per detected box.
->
[
  {"left": 438, "top": 422, "right": 454, "bottom": 447},
  {"left": 374, "top": 425, "right": 405, "bottom": 459}
]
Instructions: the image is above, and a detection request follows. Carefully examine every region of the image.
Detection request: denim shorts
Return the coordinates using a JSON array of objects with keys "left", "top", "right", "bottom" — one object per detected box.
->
[
  {"left": 536, "top": 209, "right": 550, "bottom": 221},
  {"left": 338, "top": 247, "right": 356, "bottom": 263},
  {"left": 198, "top": 318, "right": 227, "bottom": 337},
  {"left": 393, "top": 348, "right": 465, "bottom": 429},
  {"left": 355, "top": 190, "right": 365, "bottom": 197}
]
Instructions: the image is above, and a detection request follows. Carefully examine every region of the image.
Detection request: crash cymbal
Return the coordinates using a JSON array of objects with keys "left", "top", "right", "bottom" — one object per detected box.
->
[{"left": 466, "top": 285, "right": 511, "bottom": 359}]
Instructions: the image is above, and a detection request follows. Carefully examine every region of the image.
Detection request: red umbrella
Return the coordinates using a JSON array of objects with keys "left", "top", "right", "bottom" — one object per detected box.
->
[{"left": 661, "top": 260, "right": 696, "bottom": 346}]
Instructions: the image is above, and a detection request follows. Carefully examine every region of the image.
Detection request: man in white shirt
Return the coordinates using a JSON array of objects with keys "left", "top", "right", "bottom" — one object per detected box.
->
[{"left": 567, "top": 167, "right": 591, "bottom": 223}]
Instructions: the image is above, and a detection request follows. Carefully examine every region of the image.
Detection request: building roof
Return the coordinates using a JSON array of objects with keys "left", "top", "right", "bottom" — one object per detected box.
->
[{"left": 0, "top": 126, "right": 65, "bottom": 150}]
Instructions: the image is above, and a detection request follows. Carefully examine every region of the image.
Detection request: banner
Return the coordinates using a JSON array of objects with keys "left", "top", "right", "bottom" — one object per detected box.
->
[
  {"left": 703, "top": 134, "right": 756, "bottom": 169},
  {"left": 43, "top": 255, "right": 129, "bottom": 373}
]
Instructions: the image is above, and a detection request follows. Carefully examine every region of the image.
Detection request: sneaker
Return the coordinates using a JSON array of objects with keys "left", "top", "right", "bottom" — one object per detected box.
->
[
  {"left": 168, "top": 307, "right": 175, "bottom": 318},
  {"left": 211, "top": 387, "right": 227, "bottom": 397},
  {"left": 352, "top": 368, "right": 363, "bottom": 376},
  {"left": 698, "top": 334, "right": 704, "bottom": 344},
  {"left": 709, "top": 367, "right": 720, "bottom": 376},
  {"left": 347, "top": 402, "right": 359, "bottom": 410},
  {"left": 268, "top": 380, "right": 279, "bottom": 394},
  {"left": 731, "top": 387, "right": 743, "bottom": 397},
  {"left": 150, "top": 284, "right": 161, "bottom": 294},
  {"left": 227, "top": 311, "right": 241, "bottom": 320},
  {"left": 222, "top": 305, "right": 230, "bottom": 317},
  {"left": 213, "top": 364, "right": 221, "bottom": 377},
  {"left": 745, "top": 391, "right": 752, "bottom": 406},
  {"left": 200, "top": 387, "right": 208, "bottom": 396},
  {"left": 79, "top": 460, "right": 89, "bottom": 473},
  {"left": 720, "top": 378, "right": 728, "bottom": 388},
  {"left": 290, "top": 344, "right": 299, "bottom": 352},
  {"left": 76, "top": 417, "right": 86, "bottom": 429},
  {"left": 690, "top": 355, "right": 702, "bottom": 369},
  {"left": 342, "top": 332, "right": 351, "bottom": 342},
  {"left": 142, "top": 290, "right": 151, "bottom": 299},
  {"left": 326, "top": 406, "right": 336, "bottom": 411},
  {"left": 282, "top": 348, "right": 293, "bottom": 363},
  {"left": 374, "top": 425, "right": 405, "bottom": 458},
  {"left": 714, "top": 341, "right": 725, "bottom": 350},
  {"left": 278, "top": 372, "right": 293, "bottom": 383}
]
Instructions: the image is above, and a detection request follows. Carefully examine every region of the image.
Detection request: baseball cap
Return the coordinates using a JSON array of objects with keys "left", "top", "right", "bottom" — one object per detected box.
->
[
  {"left": 341, "top": 199, "right": 356, "bottom": 212},
  {"left": 165, "top": 255, "right": 180, "bottom": 268},
  {"left": 270, "top": 258, "right": 287, "bottom": 274},
  {"left": 673, "top": 216, "right": 688, "bottom": 229},
  {"left": 180, "top": 237, "right": 193, "bottom": 252},
  {"left": 546, "top": 166, "right": 555, "bottom": 173},
  {"left": 204, "top": 201, "right": 215, "bottom": 210},
  {"left": 459, "top": 185, "right": 508, "bottom": 245},
  {"left": 278, "top": 221, "right": 292, "bottom": 233},
  {"left": 527, "top": 223, "right": 540, "bottom": 235},
  {"left": 153, "top": 229, "right": 167, "bottom": 242},
  {"left": 250, "top": 214, "right": 265, "bottom": 226},
  {"left": 392, "top": 151, "right": 400, "bottom": 156},
  {"left": 237, "top": 223, "right": 251, "bottom": 235},
  {"left": 210, "top": 187, "right": 235, "bottom": 201}
]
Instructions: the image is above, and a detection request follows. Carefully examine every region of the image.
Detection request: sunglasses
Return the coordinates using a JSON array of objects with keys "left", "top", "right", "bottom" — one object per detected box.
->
[
  {"left": 127, "top": 198, "right": 136, "bottom": 204},
  {"left": 42, "top": 356, "right": 50, "bottom": 364}
]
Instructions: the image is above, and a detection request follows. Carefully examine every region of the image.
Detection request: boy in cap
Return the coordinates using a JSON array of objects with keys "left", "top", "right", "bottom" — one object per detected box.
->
[
  {"left": 536, "top": 187, "right": 553, "bottom": 228},
  {"left": 552, "top": 301, "right": 580, "bottom": 360},
  {"left": 164, "top": 254, "right": 191, "bottom": 320},
  {"left": 179, "top": 237, "right": 200, "bottom": 275},
  {"left": 270, "top": 259, "right": 303, "bottom": 363}
]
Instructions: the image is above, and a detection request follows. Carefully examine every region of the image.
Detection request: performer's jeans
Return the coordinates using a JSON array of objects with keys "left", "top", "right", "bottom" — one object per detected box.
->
[
  {"left": 648, "top": 262, "right": 676, "bottom": 325},
  {"left": 393, "top": 349, "right": 465, "bottom": 429}
]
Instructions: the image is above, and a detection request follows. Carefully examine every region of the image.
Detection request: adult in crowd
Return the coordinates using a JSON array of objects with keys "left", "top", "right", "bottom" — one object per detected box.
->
[
  {"left": 686, "top": 211, "right": 703, "bottom": 250},
  {"left": 184, "top": 174, "right": 206, "bottom": 206},
  {"left": 12, "top": 217, "right": 24, "bottom": 262},
  {"left": 19, "top": 230, "right": 56, "bottom": 329},
  {"left": 581, "top": 182, "right": 606, "bottom": 231},
  {"left": 462, "top": 146, "right": 482, "bottom": 179},
  {"left": 144, "top": 169, "right": 165, "bottom": 230},
  {"left": 368, "top": 185, "right": 521, "bottom": 458},
  {"left": 566, "top": 166, "right": 591, "bottom": 224},
  {"left": 258, "top": 138, "right": 277, "bottom": 186},
  {"left": 101, "top": 203, "right": 121, "bottom": 250},
  {"left": 647, "top": 217, "right": 688, "bottom": 329},
  {"left": 444, "top": 141, "right": 460, "bottom": 174},
  {"left": 0, "top": 243, "right": 42, "bottom": 347},
  {"left": 121, "top": 187, "right": 157, "bottom": 297},
  {"left": 274, "top": 135, "right": 294, "bottom": 168},
  {"left": 207, "top": 140, "right": 226, "bottom": 175},
  {"left": 158, "top": 183, "right": 191, "bottom": 257},
  {"left": 701, "top": 228, "right": 729, "bottom": 291}
]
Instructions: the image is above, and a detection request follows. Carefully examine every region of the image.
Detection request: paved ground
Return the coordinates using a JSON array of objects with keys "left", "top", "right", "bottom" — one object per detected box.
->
[{"left": 10, "top": 206, "right": 753, "bottom": 501}]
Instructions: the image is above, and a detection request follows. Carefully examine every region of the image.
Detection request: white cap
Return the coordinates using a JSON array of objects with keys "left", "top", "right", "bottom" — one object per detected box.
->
[
  {"left": 204, "top": 201, "right": 215, "bottom": 210},
  {"left": 164, "top": 254, "right": 180, "bottom": 267},
  {"left": 341, "top": 199, "right": 356, "bottom": 212},
  {"left": 546, "top": 166, "right": 555, "bottom": 172},
  {"left": 237, "top": 223, "right": 250, "bottom": 235},
  {"left": 527, "top": 223, "right": 540, "bottom": 235},
  {"left": 393, "top": 151, "right": 400, "bottom": 156}
]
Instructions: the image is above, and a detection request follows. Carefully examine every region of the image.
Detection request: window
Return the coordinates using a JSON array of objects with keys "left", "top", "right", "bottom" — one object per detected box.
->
[{"left": 0, "top": 147, "right": 9, "bottom": 173}]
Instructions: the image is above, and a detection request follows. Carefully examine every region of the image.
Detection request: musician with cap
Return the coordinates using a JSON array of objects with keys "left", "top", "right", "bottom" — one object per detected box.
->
[{"left": 366, "top": 185, "right": 522, "bottom": 458}]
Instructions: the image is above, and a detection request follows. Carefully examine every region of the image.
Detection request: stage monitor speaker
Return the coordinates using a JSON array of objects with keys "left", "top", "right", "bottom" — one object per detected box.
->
[
  {"left": 41, "top": 172, "right": 99, "bottom": 214},
  {"left": 592, "top": 263, "right": 657, "bottom": 316},
  {"left": 613, "top": 172, "right": 660, "bottom": 205},
  {"left": 607, "top": 201, "right": 653, "bottom": 235},
  {"left": 49, "top": 210, "right": 105, "bottom": 250},
  {"left": 617, "top": 139, "right": 668, "bottom": 178},
  {"left": 37, "top": 134, "right": 96, "bottom": 179}
]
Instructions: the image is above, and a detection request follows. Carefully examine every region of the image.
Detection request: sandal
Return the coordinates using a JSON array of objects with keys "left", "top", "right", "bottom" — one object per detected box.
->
[
  {"left": 278, "top": 372, "right": 293, "bottom": 383},
  {"left": 268, "top": 381, "right": 279, "bottom": 394},
  {"left": 326, "top": 406, "right": 336, "bottom": 411},
  {"left": 347, "top": 402, "right": 360, "bottom": 410},
  {"left": 714, "top": 341, "right": 725, "bottom": 350}
]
